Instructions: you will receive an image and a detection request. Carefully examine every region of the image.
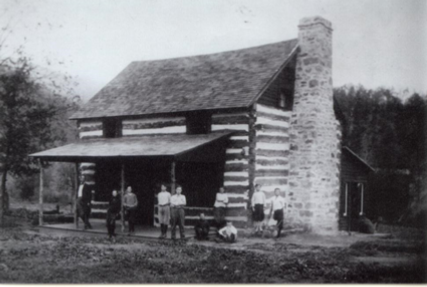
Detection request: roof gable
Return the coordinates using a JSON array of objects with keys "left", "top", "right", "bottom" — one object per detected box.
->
[
  {"left": 71, "top": 39, "right": 298, "bottom": 120},
  {"left": 342, "top": 146, "right": 375, "bottom": 172}
]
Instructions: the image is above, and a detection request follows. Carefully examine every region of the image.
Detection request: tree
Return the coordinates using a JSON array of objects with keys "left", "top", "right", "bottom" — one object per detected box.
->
[
  {"left": 334, "top": 85, "right": 427, "bottom": 224},
  {"left": 0, "top": 58, "right": 77, "bottom": 225},
  {"left": 0, "top": 7, "right": 80, "bottom": 225}
]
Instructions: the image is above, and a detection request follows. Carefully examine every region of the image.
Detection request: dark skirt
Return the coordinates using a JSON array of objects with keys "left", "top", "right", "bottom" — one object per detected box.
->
[
  {"left": 214, "top": 207, "right": 226, "bottom": 229},
  {"left": 273, "top": 209, "right": 284, "bottom": 221},
  {"left": 253, "top": 204, "right": 265, "bottom": 222}
]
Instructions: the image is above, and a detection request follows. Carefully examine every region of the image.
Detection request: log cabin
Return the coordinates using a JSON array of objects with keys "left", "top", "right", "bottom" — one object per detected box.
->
[{"left": 31, "top": 16, "right": 343, "bottom": 233}]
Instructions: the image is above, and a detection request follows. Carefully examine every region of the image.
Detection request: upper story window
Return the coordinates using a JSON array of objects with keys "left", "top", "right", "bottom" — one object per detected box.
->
[
  {"left": 278, "top": 89, "right": 294, "bottom": 111},
  {"left": 279, "top": 92, "right": 286, "bottom": 109},
  {"left": 103, "top": 119, "right": 122, "bottom": 138},
  {"left": 186, "top": 112, "right": 211, "bottom": 135}
]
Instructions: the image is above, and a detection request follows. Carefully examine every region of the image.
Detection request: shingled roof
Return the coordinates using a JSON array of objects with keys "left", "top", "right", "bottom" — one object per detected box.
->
[
  {"left": 30, "top": 131, "right": 232, "bottom": 161},
  {"left": 71, "top": 39, "right": 298, "bottom": 120}
]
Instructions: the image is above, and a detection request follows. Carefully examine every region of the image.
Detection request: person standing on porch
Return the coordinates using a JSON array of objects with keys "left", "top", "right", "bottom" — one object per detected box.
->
[
  {"left": 251, "top": 184, "right": 266, "bottom": 235},
  {"left": 269, "top": 188, "right": 286, "bottom": 238},
  {"left": 106, "top": 189, "right": 121, "bottom": 241},
  {"left": 170, "top": 185, "right": 186, "bottom": 240},
  {"left": 157, "top": 183, "right": 171, "bottom": 239},
  {"left": 213, "top": 187, "right": 228, "bottom": 231},
  {"left": 77, "top": 175, "right": 95, "bottom": 230},
  {"left": 123, "top": 186, "right": 138, "bottom": 235}
]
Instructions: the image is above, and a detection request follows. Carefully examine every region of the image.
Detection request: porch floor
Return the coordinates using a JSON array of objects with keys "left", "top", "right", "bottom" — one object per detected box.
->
[{"left": 39, "top": 219, "right": 198, "bottom": 240}]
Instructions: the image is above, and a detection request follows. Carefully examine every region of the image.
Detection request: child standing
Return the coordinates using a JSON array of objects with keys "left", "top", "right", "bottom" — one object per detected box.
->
[
  {"left": 106, "top": 190, "right": 121, "bottom": 241},
  {"left": 251, "top": 184, "right": 266, "bottom": 234},
  {"left": 269, "top": 188, "right": 286, "bottom": 238}
]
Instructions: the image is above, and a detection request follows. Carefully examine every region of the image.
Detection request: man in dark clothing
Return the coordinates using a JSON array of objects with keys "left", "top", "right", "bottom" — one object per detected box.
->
[
  {"left": 194, "top": 213, "right": 210, "bottom": 240},
  {"left": 106, "top": 190, "right": 121, "bottom": 241},
  {"left": 77, "top": 175, "right": 95, "bottom": 230}
]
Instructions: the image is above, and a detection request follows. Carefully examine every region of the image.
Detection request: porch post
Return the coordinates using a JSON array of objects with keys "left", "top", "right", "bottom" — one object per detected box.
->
[
  {"left": 171, "top": 160, "right": 176, "bottom": 194},
  {"left": 359, "top": 183, "right": 364, "bottom": 216},
  {"left": 343, "top": 183, "right": 348, "bottom": 217},
  {"left": 74, "top": 162, "right": 79, "bottom": 228},
  {"left": 120, "top": 162, "right": 125, "bottom": 232},
  {"left": 38, "top": 159, "right": 44, "bottom": 226}
]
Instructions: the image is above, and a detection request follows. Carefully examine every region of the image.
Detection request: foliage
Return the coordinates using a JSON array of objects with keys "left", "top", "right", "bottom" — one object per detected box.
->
[
  {"left": 366, "top": 171, "right": 412, "bottom": 223},
  {"left": 0, "top": 59, "right": 79, "bottom": 224},
  {"left": 0, "top": 6, "right": 81, "bottom": 226},
  {"left": 334, "top": 86, "right": 426, "bottom": 169},
  {"left": 16, "top": 175, "right": 37, "bottom": 200},
  {"left": 334, "top": 85, "right": 427, "bottom": 224},
  {"left": 0, "top": 62, "right": 54, "bottom": 218}
]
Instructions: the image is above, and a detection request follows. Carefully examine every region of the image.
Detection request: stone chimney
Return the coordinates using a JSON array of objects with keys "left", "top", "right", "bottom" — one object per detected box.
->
[{"left": 287, "top": 16, "right": 341, "bottom": 233}]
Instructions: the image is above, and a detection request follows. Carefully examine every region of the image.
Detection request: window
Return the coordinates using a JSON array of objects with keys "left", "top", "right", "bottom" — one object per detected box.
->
[
  {"left": 186, "top": 112, "right": 211, "bottom": 135},
  {"left": 279, "top": 92, "right": 286, "bottom": 108},
  {"left": 103, "top": 119, "right": 122, "bottom": 138},
  {"left": 278, "top": 89, "right": 294, "bottom": 111}
]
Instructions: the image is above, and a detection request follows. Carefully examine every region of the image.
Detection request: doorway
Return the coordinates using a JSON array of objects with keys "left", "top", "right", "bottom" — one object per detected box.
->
[
  {"left": 94, "top": 160, "right": 121, "bottom": 202},
  {"left": 345, "top": 182, "right": 364, "bottom": 232},
  {"left": 125, "top": 159, "right": 170, "bottom": 226},
  {"left": 176, "top": 161, "right": 224, "bottom": 207}
]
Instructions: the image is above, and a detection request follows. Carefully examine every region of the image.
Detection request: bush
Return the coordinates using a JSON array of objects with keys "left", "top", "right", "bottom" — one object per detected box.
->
[
  {"left": 16, "top": 176, "right": 37, "bottom": 201},
  {"left": 358, "top": 216, "right": 375, "bottom": 234},
  {"left": 43, "top": 190, "right": 72, "bottom": 204}
]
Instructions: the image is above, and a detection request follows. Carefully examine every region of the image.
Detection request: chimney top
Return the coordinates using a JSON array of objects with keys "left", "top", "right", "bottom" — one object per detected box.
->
[{"left": 298, "top": 16, "right": 332, "bottom": 31}]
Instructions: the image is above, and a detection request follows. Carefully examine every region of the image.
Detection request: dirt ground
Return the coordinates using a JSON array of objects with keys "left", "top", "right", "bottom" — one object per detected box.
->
[{"left": 0, "top": 215, "right": 426, "bottom": 283}]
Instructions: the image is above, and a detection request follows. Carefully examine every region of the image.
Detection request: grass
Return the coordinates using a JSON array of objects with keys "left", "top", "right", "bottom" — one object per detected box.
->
[{"left": 0, "top": 215, "right": 425, "bottom": 283}]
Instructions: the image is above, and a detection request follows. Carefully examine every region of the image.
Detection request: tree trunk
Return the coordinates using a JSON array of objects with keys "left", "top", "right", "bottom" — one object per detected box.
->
[{"left": 0, "top": 168, "right": 9, "bottom": 226}]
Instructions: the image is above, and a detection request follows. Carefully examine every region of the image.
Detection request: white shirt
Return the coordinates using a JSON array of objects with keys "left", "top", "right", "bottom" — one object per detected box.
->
[
  {"left": 219, "top": 225, "right": 237, "bottom": 238},
  {"left": 270, "top": 196, "right": 286, "bottom": 211},
  {"left": 158, "top": 191, "right": 171, "bottom": 206},
  {"left": 214, "top": 193, "right": 228, "bottom": 207},
  {"left": 77, "top": 184, "right": 84, "bottom": 198},
  {"left": 251, "top": 191, "right": 266, "bottom": 206},
  {"left": 171, "top": 194, "right": 186, "bottom": 207}
]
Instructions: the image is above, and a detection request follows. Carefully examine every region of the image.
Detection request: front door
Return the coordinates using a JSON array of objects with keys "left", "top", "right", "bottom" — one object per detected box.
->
[
  {"left": 125, "top": 160, "right": 170, "bottom": 226},
  {"left": 95, "top": 160, "right": 121, "bottom": 202},
  {"left": 346, "top": 182, "right": 364, "bottom": 232}
]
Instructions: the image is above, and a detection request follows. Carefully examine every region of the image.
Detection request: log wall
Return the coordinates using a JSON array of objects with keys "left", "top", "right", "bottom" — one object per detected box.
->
[
  {"left": 78, "top": 121, "right": 103, "bottom": 139},
  {"left": 253, "top": 104, "right": 291, "bottom": 215},
  {"left": 78, "top": 116, "right": 187, "bottom": 139},
  {"left": 153, "top": 205, "right": 247, "bottom": 228},
  {"left": 212, "top": 112, "right": 251, "bottom": 225},
  {"left": 122, "top": 117, "right": 186, "bottom": 136}
]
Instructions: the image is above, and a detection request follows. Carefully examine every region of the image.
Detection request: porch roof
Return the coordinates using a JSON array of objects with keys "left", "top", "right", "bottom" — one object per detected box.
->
[{"left": 30, "top": 131, "right": 233, "bottom": 162}]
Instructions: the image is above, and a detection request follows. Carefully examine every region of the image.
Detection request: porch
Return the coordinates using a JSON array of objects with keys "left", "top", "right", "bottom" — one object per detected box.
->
[
  {"left": 29, "top": 132, "right": 249, "bottom": 230},
  {"left": 39, "top": 218, "right": 201, "bottom": 240}
]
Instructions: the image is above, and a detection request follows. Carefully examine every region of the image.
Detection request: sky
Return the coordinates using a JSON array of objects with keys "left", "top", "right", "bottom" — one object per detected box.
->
[{"left": 1, "top": 0, "right": 426, "bottom": 101}]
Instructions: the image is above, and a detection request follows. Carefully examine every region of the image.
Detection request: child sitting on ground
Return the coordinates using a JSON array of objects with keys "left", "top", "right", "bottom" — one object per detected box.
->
[{"left": 217, "top": 221, "right": 237, "bottom": 243}]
